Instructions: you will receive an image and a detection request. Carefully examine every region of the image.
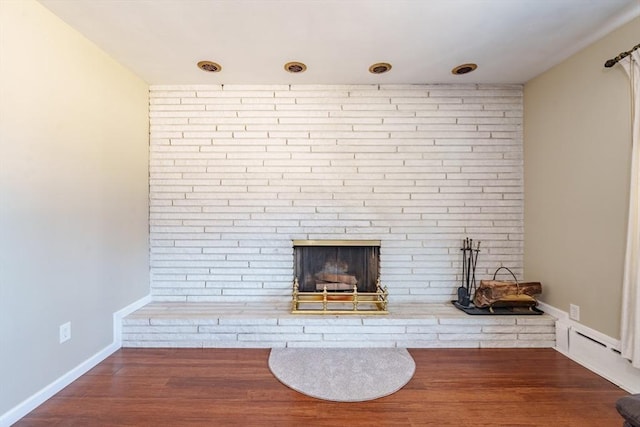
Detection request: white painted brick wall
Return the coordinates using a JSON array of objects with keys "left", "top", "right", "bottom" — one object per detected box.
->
[{"left": 149, "top": 84, "right": 523, "bottom": 303}]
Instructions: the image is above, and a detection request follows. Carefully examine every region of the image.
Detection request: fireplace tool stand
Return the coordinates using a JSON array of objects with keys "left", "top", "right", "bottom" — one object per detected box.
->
[{"left": 456, "top": 238, "right": 480, "bottom": 307}]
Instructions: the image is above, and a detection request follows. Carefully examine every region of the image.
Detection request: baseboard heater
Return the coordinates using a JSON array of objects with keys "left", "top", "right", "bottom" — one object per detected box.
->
[
  {"left": 574, "top": 330, "right": 607, "bottom": 347},
  {"left": 559, "top": 322, "right": 640, "bottom": 393}
]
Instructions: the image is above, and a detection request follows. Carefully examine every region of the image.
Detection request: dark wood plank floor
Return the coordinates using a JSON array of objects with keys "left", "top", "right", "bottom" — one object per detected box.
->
[{"left": 16, "top": 348, "right": 627, "bottom": 426}]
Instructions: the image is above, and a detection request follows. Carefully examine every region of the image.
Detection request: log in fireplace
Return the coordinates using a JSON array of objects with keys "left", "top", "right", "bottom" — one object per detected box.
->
[{"left": 291, "top": 240, "right": 388, "bottom": 314}]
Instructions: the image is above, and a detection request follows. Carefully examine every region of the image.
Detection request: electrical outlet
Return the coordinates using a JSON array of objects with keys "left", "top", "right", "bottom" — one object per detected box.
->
[
  {"left": 569, "top": 304, "right": 580, "bottom": 321},
  {"left": 59, "top": 322, "right": 71, "bottom": 343}
]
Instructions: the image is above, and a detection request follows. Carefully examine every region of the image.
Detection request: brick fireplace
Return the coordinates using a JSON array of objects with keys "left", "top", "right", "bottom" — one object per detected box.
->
[
  {"left": 126, "top": 83, "right": 554, "bottom": 349},
  {"left": 291, "top": 239, "right": 388, "bottom": 314},
  {"left": 149, "top": 84, "right": 524, "bottom": 304}
]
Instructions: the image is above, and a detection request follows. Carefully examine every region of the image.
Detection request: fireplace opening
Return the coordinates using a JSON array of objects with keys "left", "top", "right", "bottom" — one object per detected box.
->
[
  {"left": 291, "top": 240, "right": 388, "bottom": 314},
  {"left": 294, "top": 240, "right": 380, "bottom": 293}
]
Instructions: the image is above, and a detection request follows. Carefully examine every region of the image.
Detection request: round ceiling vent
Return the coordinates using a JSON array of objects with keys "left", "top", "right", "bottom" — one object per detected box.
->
[
  {"left": 369, "top": 62, "right": 392, "bottom": 74},
  {"left": 197, "top": 61, "right": 222, "bottom": 72},
  {"left": 451, "top": 63, "right": 477, "bottom": 75},
  {"left": 285, "top": 62, "right": 307, "bottom": 73}
]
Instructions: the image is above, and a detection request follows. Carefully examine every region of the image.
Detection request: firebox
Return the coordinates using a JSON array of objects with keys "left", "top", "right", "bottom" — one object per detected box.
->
[{"left": 291, "top": 240, "right": 388, "bottom": 314}]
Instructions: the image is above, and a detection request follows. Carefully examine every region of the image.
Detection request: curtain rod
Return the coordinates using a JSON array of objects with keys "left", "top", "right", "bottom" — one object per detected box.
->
[{"left": 604, "top": 43, "right": 640, "bottom": 68}]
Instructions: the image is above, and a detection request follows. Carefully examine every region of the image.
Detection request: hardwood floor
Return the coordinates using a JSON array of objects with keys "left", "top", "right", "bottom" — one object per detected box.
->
[{"left": 16, "top": 348, "right": 626, "bottom": 426}]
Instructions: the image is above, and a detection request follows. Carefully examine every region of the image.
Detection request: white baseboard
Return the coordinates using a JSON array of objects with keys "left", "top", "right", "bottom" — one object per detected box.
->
[
  {"left": 538, "top": 301, "right": 640, "bottom": 394},
  {"left": 0, "top": 294, "right": 151, "bottom": 427},
  {"left": 0, "top": 342, "right": 119, "bottom": 427},
  {"left": 113, "top": 294, "right": 152, "bottom": 346}
]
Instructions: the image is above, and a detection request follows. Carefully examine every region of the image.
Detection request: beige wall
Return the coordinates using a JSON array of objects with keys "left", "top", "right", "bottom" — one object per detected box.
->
[
  {"left": 0, "top": 0, "right": 149, "bottom": 415},
  {"left": 524, "top": 17, "right": 639, "bottom": 338}
]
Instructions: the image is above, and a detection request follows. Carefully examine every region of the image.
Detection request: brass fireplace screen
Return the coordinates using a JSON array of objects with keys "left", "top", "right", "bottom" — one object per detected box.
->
[{"left": 291, "top": 240, "right": 388, "bottom": 314}]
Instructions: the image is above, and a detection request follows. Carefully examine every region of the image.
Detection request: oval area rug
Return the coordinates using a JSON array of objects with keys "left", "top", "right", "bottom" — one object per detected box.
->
[{"left": 268, "top": 347, "right": 416, "bottom": 402}]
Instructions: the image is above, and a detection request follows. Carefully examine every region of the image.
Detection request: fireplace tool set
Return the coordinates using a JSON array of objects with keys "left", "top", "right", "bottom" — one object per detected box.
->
[
  {"left": 454, "top": 237, "right": 543, "bottom": 313},
  {"left": 457, "top": 238, "right": 480, "bottom": 307}
]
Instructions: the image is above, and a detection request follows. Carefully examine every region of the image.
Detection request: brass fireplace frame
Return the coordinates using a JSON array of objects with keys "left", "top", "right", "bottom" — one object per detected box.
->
[
  {"left": 291, "top": 278, "right": 389, "bottom": 315},
  {"left": 292, "top": 239, "right": 382, "bottom": 247}
]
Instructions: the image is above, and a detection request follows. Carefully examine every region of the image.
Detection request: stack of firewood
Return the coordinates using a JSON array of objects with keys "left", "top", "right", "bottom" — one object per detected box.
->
[{"left": 314, "top": 260, "right": 357, "bottom": 291}]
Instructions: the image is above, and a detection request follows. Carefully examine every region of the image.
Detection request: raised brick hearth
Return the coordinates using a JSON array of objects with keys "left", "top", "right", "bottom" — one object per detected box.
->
[{"left": 122, "top": 302, "right": 555, "bottom": 348}]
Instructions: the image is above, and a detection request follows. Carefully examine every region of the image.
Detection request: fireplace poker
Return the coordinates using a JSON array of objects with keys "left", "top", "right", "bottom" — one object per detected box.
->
[
  {"left": 467, "top": 239, "right": 473, "bottom": 291},
  {"left": 458, "top": 238, "right": 470, "bottom": 306},
  {"left": 470, "top": 240, "right": 480, "bottom": 299}
]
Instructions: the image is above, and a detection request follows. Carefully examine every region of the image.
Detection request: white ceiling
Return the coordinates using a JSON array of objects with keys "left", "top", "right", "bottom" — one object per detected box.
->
[{"left": 39, "top": 0, "right": 639, "bottom": 85}]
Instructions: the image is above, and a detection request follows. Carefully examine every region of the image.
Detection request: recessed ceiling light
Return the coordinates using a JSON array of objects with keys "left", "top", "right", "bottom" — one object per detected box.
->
[
  {"left": 369, "top": 63, "right": 392, "bottom": 74},
  {"left": 451, "top": 63, "right": 477, "bottom": 75},
  {"left": 285, "top": 62, "right": 307, "bottom": 73},
  {"left": 197, "top": 61, "right": 222, "bottom": 72}
]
